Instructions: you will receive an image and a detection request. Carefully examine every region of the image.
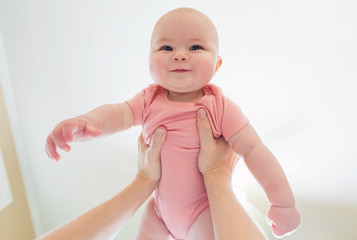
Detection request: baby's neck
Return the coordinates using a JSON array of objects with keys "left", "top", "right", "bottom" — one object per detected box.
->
[{"left": 167, "top": 90, "right": 204, "bottom": 103}]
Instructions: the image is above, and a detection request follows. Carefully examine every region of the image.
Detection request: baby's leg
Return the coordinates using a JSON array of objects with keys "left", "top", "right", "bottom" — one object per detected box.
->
[
  {"left": 136, "top": 197, "right": 171, "bottom": 240},
  {"left": 187, "top": 207, "right": 215, "bottom": 240}
]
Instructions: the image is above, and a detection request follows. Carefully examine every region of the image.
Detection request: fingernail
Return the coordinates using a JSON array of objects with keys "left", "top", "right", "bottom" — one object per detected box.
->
[
  {"left": 156, "top": 128, "right": 165, "bottom": 136},
  {"left": 198, "top": 109, "right": 206, "bottom": 119}
]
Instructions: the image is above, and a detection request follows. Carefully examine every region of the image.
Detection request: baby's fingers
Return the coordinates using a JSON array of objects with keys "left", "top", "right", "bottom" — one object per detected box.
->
[
  {"left": 267, "top": 206, "right": 301, "bottom": 238},
  {"left": 46, "top": 136, "right": 60, "bottom": 161},
  {"left": 51, "top": 126, "right": 72, "bottom": 152},
  {"left": 62, "top": 125, "right": 74, "bottom": 143},
  {"left": 266, "top": 218, "right": 284, "bottom": 238},
  {"left": 271, "top": 224, "right": 285, "bottom": 238}
]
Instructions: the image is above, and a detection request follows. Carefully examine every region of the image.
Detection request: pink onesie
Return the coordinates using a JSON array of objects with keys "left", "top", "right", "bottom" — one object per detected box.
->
[{"left": 126, "top": 83, "right": 248, "bottom": 239}]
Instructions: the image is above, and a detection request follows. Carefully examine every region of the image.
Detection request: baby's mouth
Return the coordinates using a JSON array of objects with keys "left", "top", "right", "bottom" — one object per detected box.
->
[{"left": 171, "top": 69, "right": 190, "bottom": 73}]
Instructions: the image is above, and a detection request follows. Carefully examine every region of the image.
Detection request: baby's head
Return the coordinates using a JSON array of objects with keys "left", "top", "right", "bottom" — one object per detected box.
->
[
  {"left": 149, "top": 8, "right": 222, "bottom": 99},
  {"left": 151, "top": 8, "right": 220, "bottom": 54}
]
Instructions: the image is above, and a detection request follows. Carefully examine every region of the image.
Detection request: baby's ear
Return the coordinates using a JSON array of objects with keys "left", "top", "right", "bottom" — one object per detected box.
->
[{"left": 215, "top": 56, "right": 223, "bottom": 73}]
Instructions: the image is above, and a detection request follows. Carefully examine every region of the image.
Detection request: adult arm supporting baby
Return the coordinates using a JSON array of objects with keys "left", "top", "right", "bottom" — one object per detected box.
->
[
  {"left": 39, "top": 127, "right": 166, "bottom": 240},
  {"left": 197, "top": 108, "right": 266, "bottom": 240}
]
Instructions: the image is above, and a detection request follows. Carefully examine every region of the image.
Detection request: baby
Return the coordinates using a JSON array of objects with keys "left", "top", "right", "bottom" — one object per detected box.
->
[{"left": 46, "top": 8, "right": 300, "bottom": 239}]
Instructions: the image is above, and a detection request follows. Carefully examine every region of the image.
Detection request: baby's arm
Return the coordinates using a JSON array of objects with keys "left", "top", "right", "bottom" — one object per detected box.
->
[
  {"left": 46, "top": 103, "right": 134, "bottom": 161},
  {"left": 228, "top": 123, "right": 301, "bottom": 237},
  {"left": 77, "top": 103, "right": 134, "bottom": 135}
]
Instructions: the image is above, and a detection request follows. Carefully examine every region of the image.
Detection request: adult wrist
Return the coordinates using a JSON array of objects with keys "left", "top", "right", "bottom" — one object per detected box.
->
[
  {"left": 203, "top": 171, "right": 232, "bottom": 189},
  {"left": 135, "top": 173, "right": 159, "bottom": 190},
  {"left": 202, "top": 169, "right": 232, "bottom": 182}
]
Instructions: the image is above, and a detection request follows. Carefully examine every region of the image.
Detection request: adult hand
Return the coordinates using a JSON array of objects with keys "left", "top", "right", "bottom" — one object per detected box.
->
[
  {"left": 196, "top": 108, "right": 266, "bottom": 240},
  {"left": 196, "top": 108, "right": 237, "bottom": 179},
  {"left": 137, "top": 127, "right": 167, "bottom": 186},
  {"left": 39, "top": 127, "right": 167, "bottom": 240}
]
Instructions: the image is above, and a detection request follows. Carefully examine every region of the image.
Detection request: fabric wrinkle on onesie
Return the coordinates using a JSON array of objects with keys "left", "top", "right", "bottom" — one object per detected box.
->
[{"left": 126, "top": 84, "right": 248, "bottom": 239}]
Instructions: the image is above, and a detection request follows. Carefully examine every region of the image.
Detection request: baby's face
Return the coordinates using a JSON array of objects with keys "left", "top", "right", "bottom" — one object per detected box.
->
[{"left": 149, "top": 9, "right": 222, "bottom": 95}]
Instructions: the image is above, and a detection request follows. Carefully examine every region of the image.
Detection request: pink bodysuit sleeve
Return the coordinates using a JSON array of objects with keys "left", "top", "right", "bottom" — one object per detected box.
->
[
  {"left": 125, "top": 84, "right": 160, "bottom": 126},
  {"left": 125, "top": 91, "right": 145, "bottom": 126},
  {"left": 221, "top": 96, "right": 249, "bottom": 141},
  {"left": 201, "top": 84, "right": 249, "bottom": 141}
]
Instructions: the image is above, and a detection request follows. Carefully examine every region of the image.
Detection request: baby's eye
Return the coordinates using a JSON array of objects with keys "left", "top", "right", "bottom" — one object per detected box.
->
[
  {"left": 160, "top": 46, "right": 173, "bottom": 51},
  {"left": 190, "top": 45, "right": 203, "bottom": 51}
]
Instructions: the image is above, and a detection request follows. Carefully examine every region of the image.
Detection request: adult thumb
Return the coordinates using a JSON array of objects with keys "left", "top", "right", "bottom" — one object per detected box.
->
[
  {"left": 197, "top": 108, "right": 214, "bottom": 147},
  {"left": 149, "top": 127, "right": 167, "bottom": 153}
]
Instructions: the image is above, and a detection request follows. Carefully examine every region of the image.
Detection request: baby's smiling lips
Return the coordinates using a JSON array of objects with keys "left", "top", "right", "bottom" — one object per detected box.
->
[{"left": 171, "top": 69, "right": 191, "bottom": 73}]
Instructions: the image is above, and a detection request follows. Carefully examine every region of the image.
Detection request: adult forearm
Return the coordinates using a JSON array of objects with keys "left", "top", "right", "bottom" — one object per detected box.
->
[
  {"left": 244, "top": 143, "right": 295, "bottom": 207},
  {"left": 204, "top": 173, "right": 266, "bottom": 240},
  {"left": 39, "top": 176, "right": 156, "bottom": 240}
]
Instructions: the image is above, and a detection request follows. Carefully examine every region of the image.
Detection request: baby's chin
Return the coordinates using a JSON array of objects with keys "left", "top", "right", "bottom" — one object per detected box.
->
[
  {"left": 155, "top": 81, "right": 209, "bottom": 93},
  {"left": 158, "top": 85, "right": 202, "bottom": 94}
]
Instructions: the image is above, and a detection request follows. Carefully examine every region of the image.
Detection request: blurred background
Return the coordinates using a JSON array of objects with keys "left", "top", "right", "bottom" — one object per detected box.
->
[{"left": 0, "top": 0, "right": 356, "bottom": 239}]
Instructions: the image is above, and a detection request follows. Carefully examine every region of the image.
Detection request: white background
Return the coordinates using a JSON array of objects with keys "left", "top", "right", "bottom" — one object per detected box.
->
[{"left": 0, "top": 0, "right": 356, "bottom": 239}]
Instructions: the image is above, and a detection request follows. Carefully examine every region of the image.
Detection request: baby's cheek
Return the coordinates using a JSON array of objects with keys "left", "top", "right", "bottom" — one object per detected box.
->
[
  {"left": 197, "top": 60, "right": 216, "bottom": 83},
  {"left": 149, "top": 60, "right": 163, "bottom": 81}
]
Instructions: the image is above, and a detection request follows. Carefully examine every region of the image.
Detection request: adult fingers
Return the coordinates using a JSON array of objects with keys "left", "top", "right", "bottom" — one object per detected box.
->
[
  {"left": 138, "top": 133, "right": 147, "bottom": 152},
  {"left": 196, "top": 108, "right": 215, "bottom": 147},
  {"left": 149, "top": 127, "right": 167, "bottom": 154}
]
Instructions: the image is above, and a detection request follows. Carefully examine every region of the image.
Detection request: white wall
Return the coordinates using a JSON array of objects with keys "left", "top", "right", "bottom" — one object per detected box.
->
[{"left": 0, "top": 0, "right": 356, "bottom": 239}]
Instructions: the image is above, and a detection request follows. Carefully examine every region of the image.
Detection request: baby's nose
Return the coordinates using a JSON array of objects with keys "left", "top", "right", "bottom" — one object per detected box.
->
[
  {"left": 173, "top": 52, "right": 188, "bottom": 61},
  {"left": 174, "top": 56, "right": 186, "bottom": 61}
]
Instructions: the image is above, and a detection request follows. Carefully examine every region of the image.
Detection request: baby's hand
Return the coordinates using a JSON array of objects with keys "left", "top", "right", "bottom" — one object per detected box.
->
[
  {"left": 45, "top": 117, "right": 102, "bottom": 161},
  {"left": 266, "top": 205, "right": 301, "bottom": 238}
]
